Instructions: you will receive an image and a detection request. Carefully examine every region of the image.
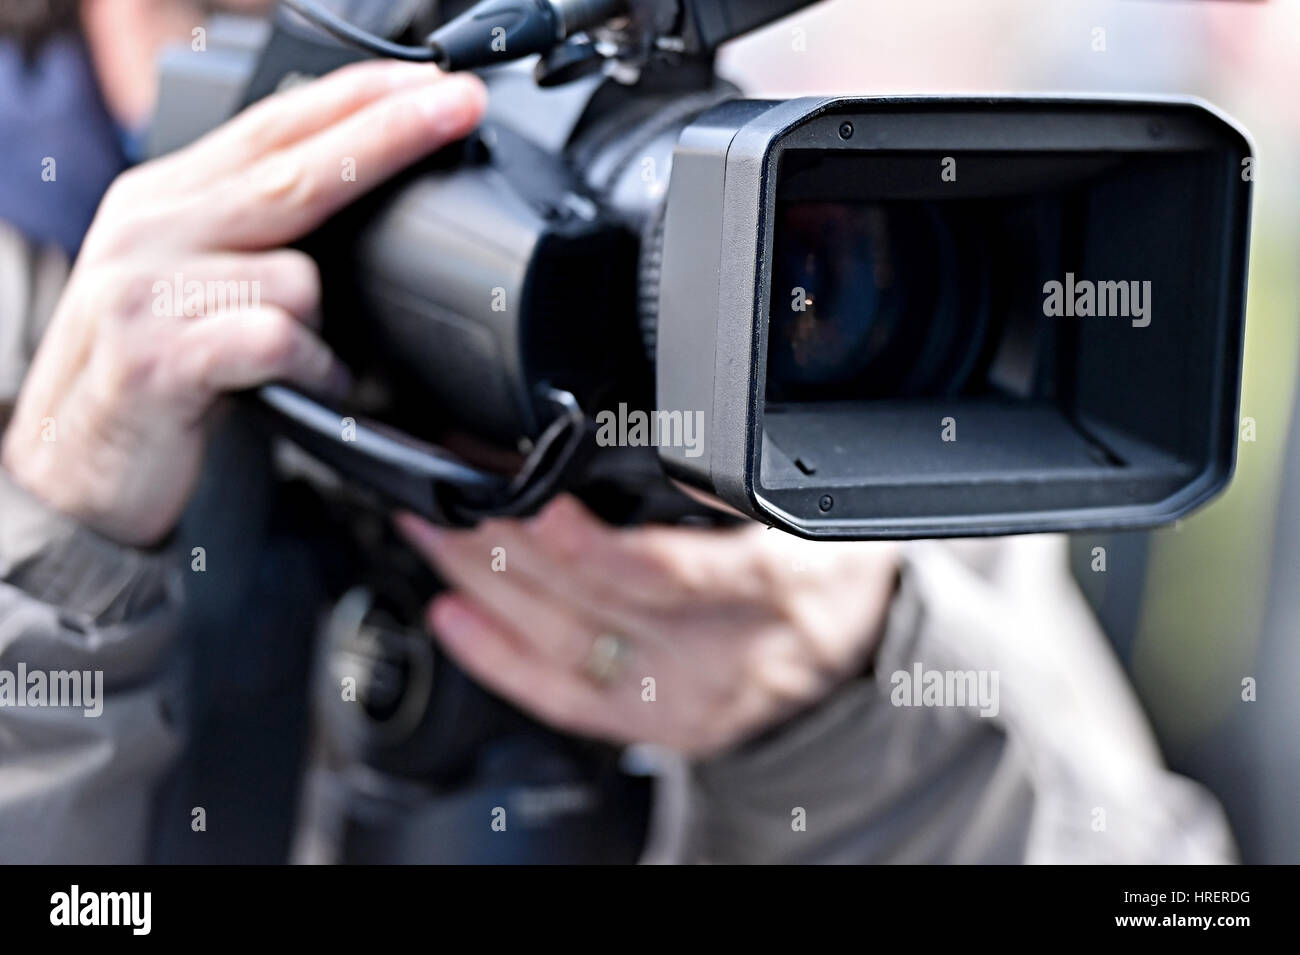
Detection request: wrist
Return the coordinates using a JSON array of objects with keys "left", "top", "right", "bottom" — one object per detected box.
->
[{"left": 0, "top": 460, "right": 178, "bottom": 625}]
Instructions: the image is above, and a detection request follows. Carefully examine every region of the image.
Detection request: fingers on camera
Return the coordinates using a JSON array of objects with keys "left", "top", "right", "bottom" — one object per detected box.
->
[
  {"left": 177, "top": 304, "right": 343, "bottom": 396},
  {"left": 188, "top": 59, "right": 453, "bottom": 177},
  {"left": 219, "top": 72, "right": 487, "bottom": 248}
]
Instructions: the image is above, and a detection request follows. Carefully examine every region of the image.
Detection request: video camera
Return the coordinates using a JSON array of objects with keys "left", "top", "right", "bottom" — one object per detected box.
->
[{"left": 152, "top": 0, "right": 1253, "bottom": 541}]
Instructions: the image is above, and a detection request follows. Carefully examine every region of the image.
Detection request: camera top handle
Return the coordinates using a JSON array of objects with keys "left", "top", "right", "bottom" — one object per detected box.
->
[{"left": 278, "top": 0, "right": 823, "bottom": 71}]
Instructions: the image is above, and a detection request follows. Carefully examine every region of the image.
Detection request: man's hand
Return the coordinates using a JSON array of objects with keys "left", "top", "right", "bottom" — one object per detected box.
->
[
  {"left": 398, "top": 497, "right": 900, "bottom": 757},
  {"left": 1, "top": 61, "right": 486, "bottom": 546}
]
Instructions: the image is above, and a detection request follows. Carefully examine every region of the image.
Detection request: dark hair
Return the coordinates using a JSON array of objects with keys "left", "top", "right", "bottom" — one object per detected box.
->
[{"left": 0, "top": 0, "right": 82, "bottom": 54}]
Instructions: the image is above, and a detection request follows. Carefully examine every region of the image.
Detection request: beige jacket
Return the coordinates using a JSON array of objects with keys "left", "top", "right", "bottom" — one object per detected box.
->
[{"left": 0, "top": 221, "right": 1235, "bottom": 864}]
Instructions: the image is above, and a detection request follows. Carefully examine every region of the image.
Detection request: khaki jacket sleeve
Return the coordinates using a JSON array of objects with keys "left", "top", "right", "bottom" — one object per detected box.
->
[
  {"left": 0, "top": 222, "right": 184, "bottom": 863},
  {"left": 671, "top": 536, "right": 1236, "bottom": 864}
]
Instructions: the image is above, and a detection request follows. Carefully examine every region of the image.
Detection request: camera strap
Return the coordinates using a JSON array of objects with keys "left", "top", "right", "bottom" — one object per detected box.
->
[{"left": 246, "top": 383, "right": 589, "bottom": 527}]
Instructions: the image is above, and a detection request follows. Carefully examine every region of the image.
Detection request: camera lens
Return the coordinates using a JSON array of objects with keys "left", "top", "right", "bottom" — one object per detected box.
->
[{"left": 766, "top": 201, "right": 991, "bottom": 402}]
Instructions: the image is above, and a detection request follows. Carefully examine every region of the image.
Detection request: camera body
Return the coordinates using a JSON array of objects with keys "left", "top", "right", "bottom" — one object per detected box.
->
[{"left": 339, "top": 89, "right": 1253, "bottom": 539}]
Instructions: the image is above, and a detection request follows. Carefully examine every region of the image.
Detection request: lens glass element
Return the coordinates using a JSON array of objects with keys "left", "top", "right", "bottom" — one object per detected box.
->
[{"left": 767, "top": 200, "right": 987, "bottom": 402}]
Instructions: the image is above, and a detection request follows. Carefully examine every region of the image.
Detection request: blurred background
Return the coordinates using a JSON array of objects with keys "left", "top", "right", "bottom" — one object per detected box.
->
[{"left": 723, "top": 0, "right": 1300, "bottom": 863}]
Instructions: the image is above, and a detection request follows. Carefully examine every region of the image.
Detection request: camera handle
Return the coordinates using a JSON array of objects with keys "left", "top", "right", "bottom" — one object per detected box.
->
[{"left": 246, "top": 383, "right": 589, "bottom": 527}]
